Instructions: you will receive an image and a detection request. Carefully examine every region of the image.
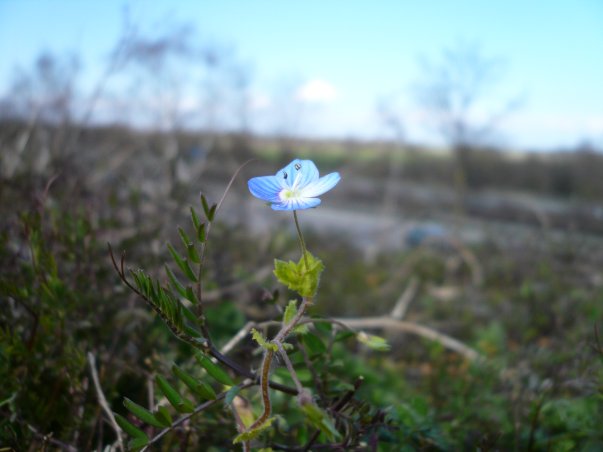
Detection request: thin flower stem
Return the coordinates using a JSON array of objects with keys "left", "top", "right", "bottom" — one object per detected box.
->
[{"left": 293, "top": 210, "right": 310, "bottom": 269}]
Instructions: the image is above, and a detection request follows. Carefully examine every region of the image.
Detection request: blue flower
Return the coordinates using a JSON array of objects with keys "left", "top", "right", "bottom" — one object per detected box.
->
[{"left": 248, "top": 159, "right": 341, "bottom": 211}]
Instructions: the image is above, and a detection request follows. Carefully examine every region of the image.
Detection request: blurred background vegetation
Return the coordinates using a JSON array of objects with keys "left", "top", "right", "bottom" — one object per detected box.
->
[{"left": 1, "top": 2, "right": 602, "bottom": 450}]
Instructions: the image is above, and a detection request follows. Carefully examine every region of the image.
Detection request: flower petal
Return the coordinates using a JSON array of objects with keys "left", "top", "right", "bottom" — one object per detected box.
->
[
  {"left": 248, "top": 175, "right": 282, "bottom": 202},
  {"left": 277, "top": 159, "right": 319, "bottom": 189},
  {"left": 300, "top": 172, "right": 341, "bottom": 198},
  {"left": 271, "top": 197, "right": 321, "bottom": 211}
]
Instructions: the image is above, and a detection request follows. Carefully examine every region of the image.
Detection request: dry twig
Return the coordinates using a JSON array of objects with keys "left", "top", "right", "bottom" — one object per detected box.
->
[{"left": 87, "top": 352, "right": 125, "bottom": 452}]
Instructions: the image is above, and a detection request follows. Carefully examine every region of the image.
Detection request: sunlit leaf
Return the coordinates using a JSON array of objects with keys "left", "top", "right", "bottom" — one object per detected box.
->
[{"left": 274, "top": 251, "right": 324, "bottom": 297}]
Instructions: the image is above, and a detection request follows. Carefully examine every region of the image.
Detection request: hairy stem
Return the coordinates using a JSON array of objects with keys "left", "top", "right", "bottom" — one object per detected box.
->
[{"left": 247, "top": 349, "right": 274, "bottom": 431}]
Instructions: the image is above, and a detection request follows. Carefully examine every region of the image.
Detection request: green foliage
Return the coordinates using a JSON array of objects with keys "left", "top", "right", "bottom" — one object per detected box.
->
[
  {"left": 4, "top": 149, "right": 603, "bottom": 450},
  {"left": 251, "top": 328, "right": 278, "bottom": 352},
  {"left": 114, "top": 413, "right": 148, "bottom": 443},
  {"left": 283, "top": 300, "right": 309, "bottom": 334},
  {"left": 156, "top": 375, "right": 195, "bottom": 413},
  {"left": 302, "top": 403, "right": 341, "bottom": 442},
  {"left": 274, "top": 251, "right": 324, "bottom": 297},
  {"left": 233, "top": 417, "right": 275, "bottom": 444},
  {"left": 193, "top": 351, "right": 235, "bottom": 386},
  {"left": 172, "top": 364, "right": 217, "bottom": 401},
  {"left": 356, "top": 332, "right": 391, "bottom": 352},
  {"left": 167, "top": 243, "right": 198, "bottom": 283}
]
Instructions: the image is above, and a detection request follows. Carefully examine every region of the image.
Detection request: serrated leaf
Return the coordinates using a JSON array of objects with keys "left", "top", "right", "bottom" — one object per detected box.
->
[
  {"left": 155, "top": 375, "right": 194, "bottom": 413},
  {"left": 283, "top": 300, "right": 297, "bottom": 325},
  {"left": 357, "top": 332, "right": 391, "bottom": 352},
  {"left": 172, "top": 364, "right": 217, "bottom": 401},
  {"left": 114, "top": 413, "right": 148, "bottom": 439},
  {"left": 283, "top": 300, "right": 309, "bottom": 334},
  {"left": 194, "top": 351, "right": 235, "bottom": 386},
  {"left": 233, "top": 418, "right": 275, "bottom": 444},
  {"left": 274, "top": 251, "right": 324, "bottom": 297},
  {"left": 123, "top": 398, "right": 165, "bottom": 428},
  {"left": 167, "top": 243, "right": 198, "bottom": 282},
  {"left": 302, "top": 404, "right": 340, "bottom": 442},
  {"left": 250, "top": 328, "right": 278, "bottom": 352}
]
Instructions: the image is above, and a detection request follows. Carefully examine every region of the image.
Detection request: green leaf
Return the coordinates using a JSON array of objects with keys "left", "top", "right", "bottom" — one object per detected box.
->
[
  {"left": 201, "top": 194, "right": 211, "bottom": 219},
  {"left": 190, "top": 206, "right": 201, "bottom": 231},
  {"left": 224, "top": 385, "right": 243, "bottom": 406},
  {"left": 165, "top": 265, "right": 186, "bottom": 299},
  {"left": 197, "top": 222, "right": 207, "bottom": 242},
  {"left": 178, "top": 227, "right": 192, "bottom": 249},
  {"left": 114, "top": 413, "right": 148, "bottom": 439},
  {"left": 302, "top": 333, "right": 326, "bottom": 356},
  {"left": 181, "top": 303, "right": 197, "bottom": 324},
  {"left": 274, "top": 251, "right": 324, "bottom": 297},
  {"left": 302, "top": 404, "right": 340, "bottom": 442},
  {"left": 153, "top": 405, "right": 172, "bottom": 427},
  {"left": 184, "top": 286, "right": 198, "bottom": 305},
  {"left": 128, "top": 436, "right": 150, "bottom": 450},
  {"left": 167, "top": 243, "right": 198, "bottom": 282},
  {"left": 208, "top": 204, "right": 217, "bottom": 221},
  {"left": 155, "top": 375, "right": 194, "bottom": 413},
  {"left": 123, "top": 398, "right": 165, "bottom": 428},
  {"left": 283, "top": 300, "right": 309, "bottom": 334},
  {"left": 194, "top": 351, "right": 235, "bottom": 386},
  {"left": 334, "top": 330, "right": 356, "bottom": 342},
  {"left": 172, "top": 364, "right": 217, "bottom": 401},
  {"left": 186, "top": 243, "right": 201, "bottom": 264},
  {"left": 184, "top": 324, "right": 204, "bottom": 339},
  {"left": 233, "top": 417, "right": 275, "bottom": 444},
  {"left": 250, "top": 328, "right": 278, "bottom": 352},
  {"left": 356, "top": 332, "right": 391, "bottom": 352}
]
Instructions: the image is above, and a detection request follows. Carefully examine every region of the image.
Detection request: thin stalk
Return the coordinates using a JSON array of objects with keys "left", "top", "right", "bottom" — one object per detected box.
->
[{"left": 293, "top": 210, "right": 309, "bottom": 270}]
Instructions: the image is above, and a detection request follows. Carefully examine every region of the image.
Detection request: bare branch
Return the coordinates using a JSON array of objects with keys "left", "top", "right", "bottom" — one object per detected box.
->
[
  {"left": 331, "top": 316, "right": 482, "bottom": 361},
  {"left": 87, "top": 352, "right": 125, "bottom": 452},
  {"left": 390, "top": 277, "right": 419, "bottom": 320}
]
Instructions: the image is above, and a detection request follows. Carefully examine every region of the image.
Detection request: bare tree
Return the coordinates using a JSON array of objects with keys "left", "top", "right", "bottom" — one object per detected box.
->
[{"left": 415, "top": 42, "right": 520, "bottom": 214}]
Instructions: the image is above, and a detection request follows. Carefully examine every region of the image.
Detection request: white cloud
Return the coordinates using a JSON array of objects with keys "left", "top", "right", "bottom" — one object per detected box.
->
[{"left": 295, "top": 79, "right": 337, "bottom": 104}]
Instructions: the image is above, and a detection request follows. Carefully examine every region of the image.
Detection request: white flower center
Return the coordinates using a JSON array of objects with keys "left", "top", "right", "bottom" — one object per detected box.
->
[{"left": 280, "top": 188, "right": 300, "bottom": 201}]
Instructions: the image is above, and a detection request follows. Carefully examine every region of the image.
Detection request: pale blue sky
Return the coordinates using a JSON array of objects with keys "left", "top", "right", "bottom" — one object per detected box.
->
[{"left": 1, "top": 0, "right": 602, "bottom": 149}]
